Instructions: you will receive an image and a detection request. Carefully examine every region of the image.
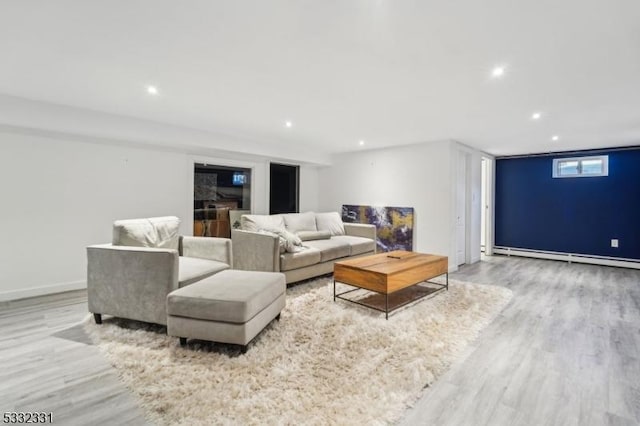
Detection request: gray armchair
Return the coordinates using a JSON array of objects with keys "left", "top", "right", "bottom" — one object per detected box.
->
[{"left": 87, "top": 217, "right": 232, "bottom": 325}]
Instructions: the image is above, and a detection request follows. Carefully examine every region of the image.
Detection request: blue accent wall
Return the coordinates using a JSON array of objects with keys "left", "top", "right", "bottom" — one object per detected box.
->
[{"left": 495, "top": 148, "right": 640, "bottom": 260}]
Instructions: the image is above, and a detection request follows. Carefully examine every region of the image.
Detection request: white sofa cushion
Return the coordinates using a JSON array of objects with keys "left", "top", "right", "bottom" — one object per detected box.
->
[
  {"left": 331, "top": 235, "right": 376, "bottom": 256},
  {"left": 304, "top": 238, "right": 351, "bottom": 262},
  {"left": 280, "top": 247, "right": 322, "bottom": 271},
  {"left": 112, "top": 216, "right": 180, "bottom": 250},
  {"left": 315, "top": 212, "right": 346, "bottom": 236},
  {"left": 241, "top": 214, "right": 285, "bottom": 232},
  {"left": 282, "top": 212, "right": 317, "bottom": 233}
]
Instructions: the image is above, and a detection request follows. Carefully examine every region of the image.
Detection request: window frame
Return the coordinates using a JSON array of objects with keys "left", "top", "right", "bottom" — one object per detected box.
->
[{"left": 552, "top": 155, "right": 609, "bottom": 178}]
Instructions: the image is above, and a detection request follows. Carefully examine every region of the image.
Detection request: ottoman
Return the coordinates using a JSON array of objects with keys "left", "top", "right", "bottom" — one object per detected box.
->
[{"left": 166, "top": 270, "right": 286, "bottom": 352}]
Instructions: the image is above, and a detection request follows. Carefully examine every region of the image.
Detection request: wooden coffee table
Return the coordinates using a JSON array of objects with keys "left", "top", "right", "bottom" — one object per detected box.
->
[{"left": 333, "top": 250, "right": 448, "bottom": 319}]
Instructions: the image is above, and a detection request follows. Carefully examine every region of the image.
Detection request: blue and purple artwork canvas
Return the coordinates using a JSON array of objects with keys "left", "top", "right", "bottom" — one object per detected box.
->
[{"left": 341, "top": 205, "right": 414, "bottom": 252}]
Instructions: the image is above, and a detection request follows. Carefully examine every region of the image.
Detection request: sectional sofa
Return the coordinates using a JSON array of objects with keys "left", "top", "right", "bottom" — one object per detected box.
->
[{"left": 231, "top": 211, "right": 377, "bottom": 283}]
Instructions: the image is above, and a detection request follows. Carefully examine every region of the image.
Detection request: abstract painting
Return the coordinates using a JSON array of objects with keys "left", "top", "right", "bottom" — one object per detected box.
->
[{"left": 341, "top": 205, "right": 414, "bottom": 252}]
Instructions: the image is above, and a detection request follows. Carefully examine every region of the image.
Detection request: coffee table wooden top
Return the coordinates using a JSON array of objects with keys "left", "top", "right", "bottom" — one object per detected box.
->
[{"left": 334, "top": 250, "right": 448, "bottom": 294}]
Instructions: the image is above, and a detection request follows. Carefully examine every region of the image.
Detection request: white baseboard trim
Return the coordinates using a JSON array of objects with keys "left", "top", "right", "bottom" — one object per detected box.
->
[
  {"left": 493, "top": 247, "right": 640, "bottom": 270},
  {"left": 0, "top": 280, "right": 87, "bottom": 302}
]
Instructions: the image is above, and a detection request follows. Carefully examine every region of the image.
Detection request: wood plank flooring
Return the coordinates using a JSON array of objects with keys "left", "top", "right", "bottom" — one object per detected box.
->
[
  {"left": 0, "top": 255, "right": 638, "bottom": 425},
  {"left": 0, "top": 290, "right": 149, "bottom": 425},
  {"left": 400, "top": 255, "right": 640, "bottom": 426}
]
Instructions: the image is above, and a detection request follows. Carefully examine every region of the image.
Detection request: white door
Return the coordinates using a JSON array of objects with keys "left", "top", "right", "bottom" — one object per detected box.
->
[{"left": 456, "top": 152, "right": 467, "bottom": 266}]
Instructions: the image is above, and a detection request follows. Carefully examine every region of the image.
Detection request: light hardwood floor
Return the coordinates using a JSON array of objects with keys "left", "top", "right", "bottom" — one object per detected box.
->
[
  {"left": 0, "top": 290, "right": 149, "bottom": 424},
  {"left": 1, "top": 255, "right": 638, "bottom": 425},
  {"left": 401, "top": 255, "right": 640, "bottom": 426}
]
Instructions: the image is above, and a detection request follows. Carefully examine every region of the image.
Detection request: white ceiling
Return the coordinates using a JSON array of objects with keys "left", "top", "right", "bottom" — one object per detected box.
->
[{"left": 1, "top": 0, "right": 639, "bottom": 157}]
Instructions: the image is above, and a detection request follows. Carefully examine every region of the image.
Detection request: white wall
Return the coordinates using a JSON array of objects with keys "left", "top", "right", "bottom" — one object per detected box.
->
[
  {"left": 317, "top": 140, "right": 485, "bottom": 271},
  {"left": 0, "top": 129, "right": 320, "bottom": 300},
  {"left": 299, "top": 165, "right": 320, "bottom": 212},
  {"left": 0, "top": 132, "right": 185, "bottom": 300},
  {"left": 318, "top": 140, "right": 456, "bottom": 267}
]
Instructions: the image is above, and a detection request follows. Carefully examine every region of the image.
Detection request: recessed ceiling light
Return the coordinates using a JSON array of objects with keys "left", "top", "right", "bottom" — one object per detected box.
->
[
  {"left": 551, "top": 135, "right": 559, "bottom": 141},
  {"left": 531, "top": 112, "right": 542, "bottom": 120},
  {"left": 359, "top": 140, "right": 365, "bottom": 146},
  {"left": 491, "top": 65, "right": 506, "bottom": 78},
  {"left": 146, "top": 85, "right": 159, "bottom": 95},
  {"left": 285, "top": 121, "right": 293, "bottom": 128}
]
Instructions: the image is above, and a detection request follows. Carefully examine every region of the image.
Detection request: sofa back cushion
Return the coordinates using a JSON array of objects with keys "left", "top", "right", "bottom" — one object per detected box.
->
[
  {"left": 282, "top": 212, "right": 317, "bottom": 233},
  {"left": 241, "top": 214, "right": 285, "bottom": 232},
  {"left": 315, "top": 212, "right": 346, "bottom": 236},
  {"left": 113, "top": 216, "right": 180, "bottom": 250}
]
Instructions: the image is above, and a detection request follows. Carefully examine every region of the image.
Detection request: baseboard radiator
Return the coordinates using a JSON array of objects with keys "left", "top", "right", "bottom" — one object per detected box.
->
[{"left": 493, "top": 247, "right": 640, "bottom": 270}]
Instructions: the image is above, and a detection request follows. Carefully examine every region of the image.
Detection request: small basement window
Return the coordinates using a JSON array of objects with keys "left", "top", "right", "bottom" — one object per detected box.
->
[{"left": 552, "top": 155, "right": 608, "bottom": 178}]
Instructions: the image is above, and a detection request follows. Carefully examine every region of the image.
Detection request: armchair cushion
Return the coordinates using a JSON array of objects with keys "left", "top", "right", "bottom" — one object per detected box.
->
[
  {"left": 113, "top": 216, "right": 180, "bottom": 250},
  {"left": 180, "top": 236, "right": 232, "bottom": 265},
  {"left": 178, "top": 257, "right": 230, "bottom": 287}
]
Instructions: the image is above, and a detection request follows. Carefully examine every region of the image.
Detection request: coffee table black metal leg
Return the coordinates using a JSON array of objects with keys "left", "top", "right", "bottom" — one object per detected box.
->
[
  {"left": 385, "top": 293, "right": 389, "bottom": 320},
  {"left": 333, "top": 279, "right": 336, "bottom": 301},
  {"left": 446, "top": 272, "right": 449, "bottom": 291}
]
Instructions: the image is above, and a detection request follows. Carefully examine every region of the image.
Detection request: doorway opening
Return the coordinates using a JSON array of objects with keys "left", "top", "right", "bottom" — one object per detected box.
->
[
  {"left": 270, "top": 163, "right": 299, "bottom": 214},
  {"left": 193, "top": 163, "right": 251, "bottom": 238}
]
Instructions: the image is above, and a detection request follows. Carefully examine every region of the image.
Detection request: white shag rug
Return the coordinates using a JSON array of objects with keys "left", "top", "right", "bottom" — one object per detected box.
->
[{"left": 84, "top": 277, "right": 512, "bottom": 425}]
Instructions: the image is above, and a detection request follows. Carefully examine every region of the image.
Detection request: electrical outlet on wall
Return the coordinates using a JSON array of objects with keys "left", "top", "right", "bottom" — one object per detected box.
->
[{"left": 611, "top": 239, "right": 619, "bottom": 248}]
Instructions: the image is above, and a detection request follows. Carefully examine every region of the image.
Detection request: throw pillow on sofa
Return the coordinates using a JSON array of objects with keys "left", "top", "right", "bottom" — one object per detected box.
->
[
  {"left": 315, "top": 212, "right": 346, "bottom": 236},
  {"left": 277, "top": 228, "right": 304, "bottom": 252},
  {"left": 259, "top": 228, "right": 304, "bottom": 253},
  {"left": 297, "top": 230, "right": 332, "bottom": 241}
]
